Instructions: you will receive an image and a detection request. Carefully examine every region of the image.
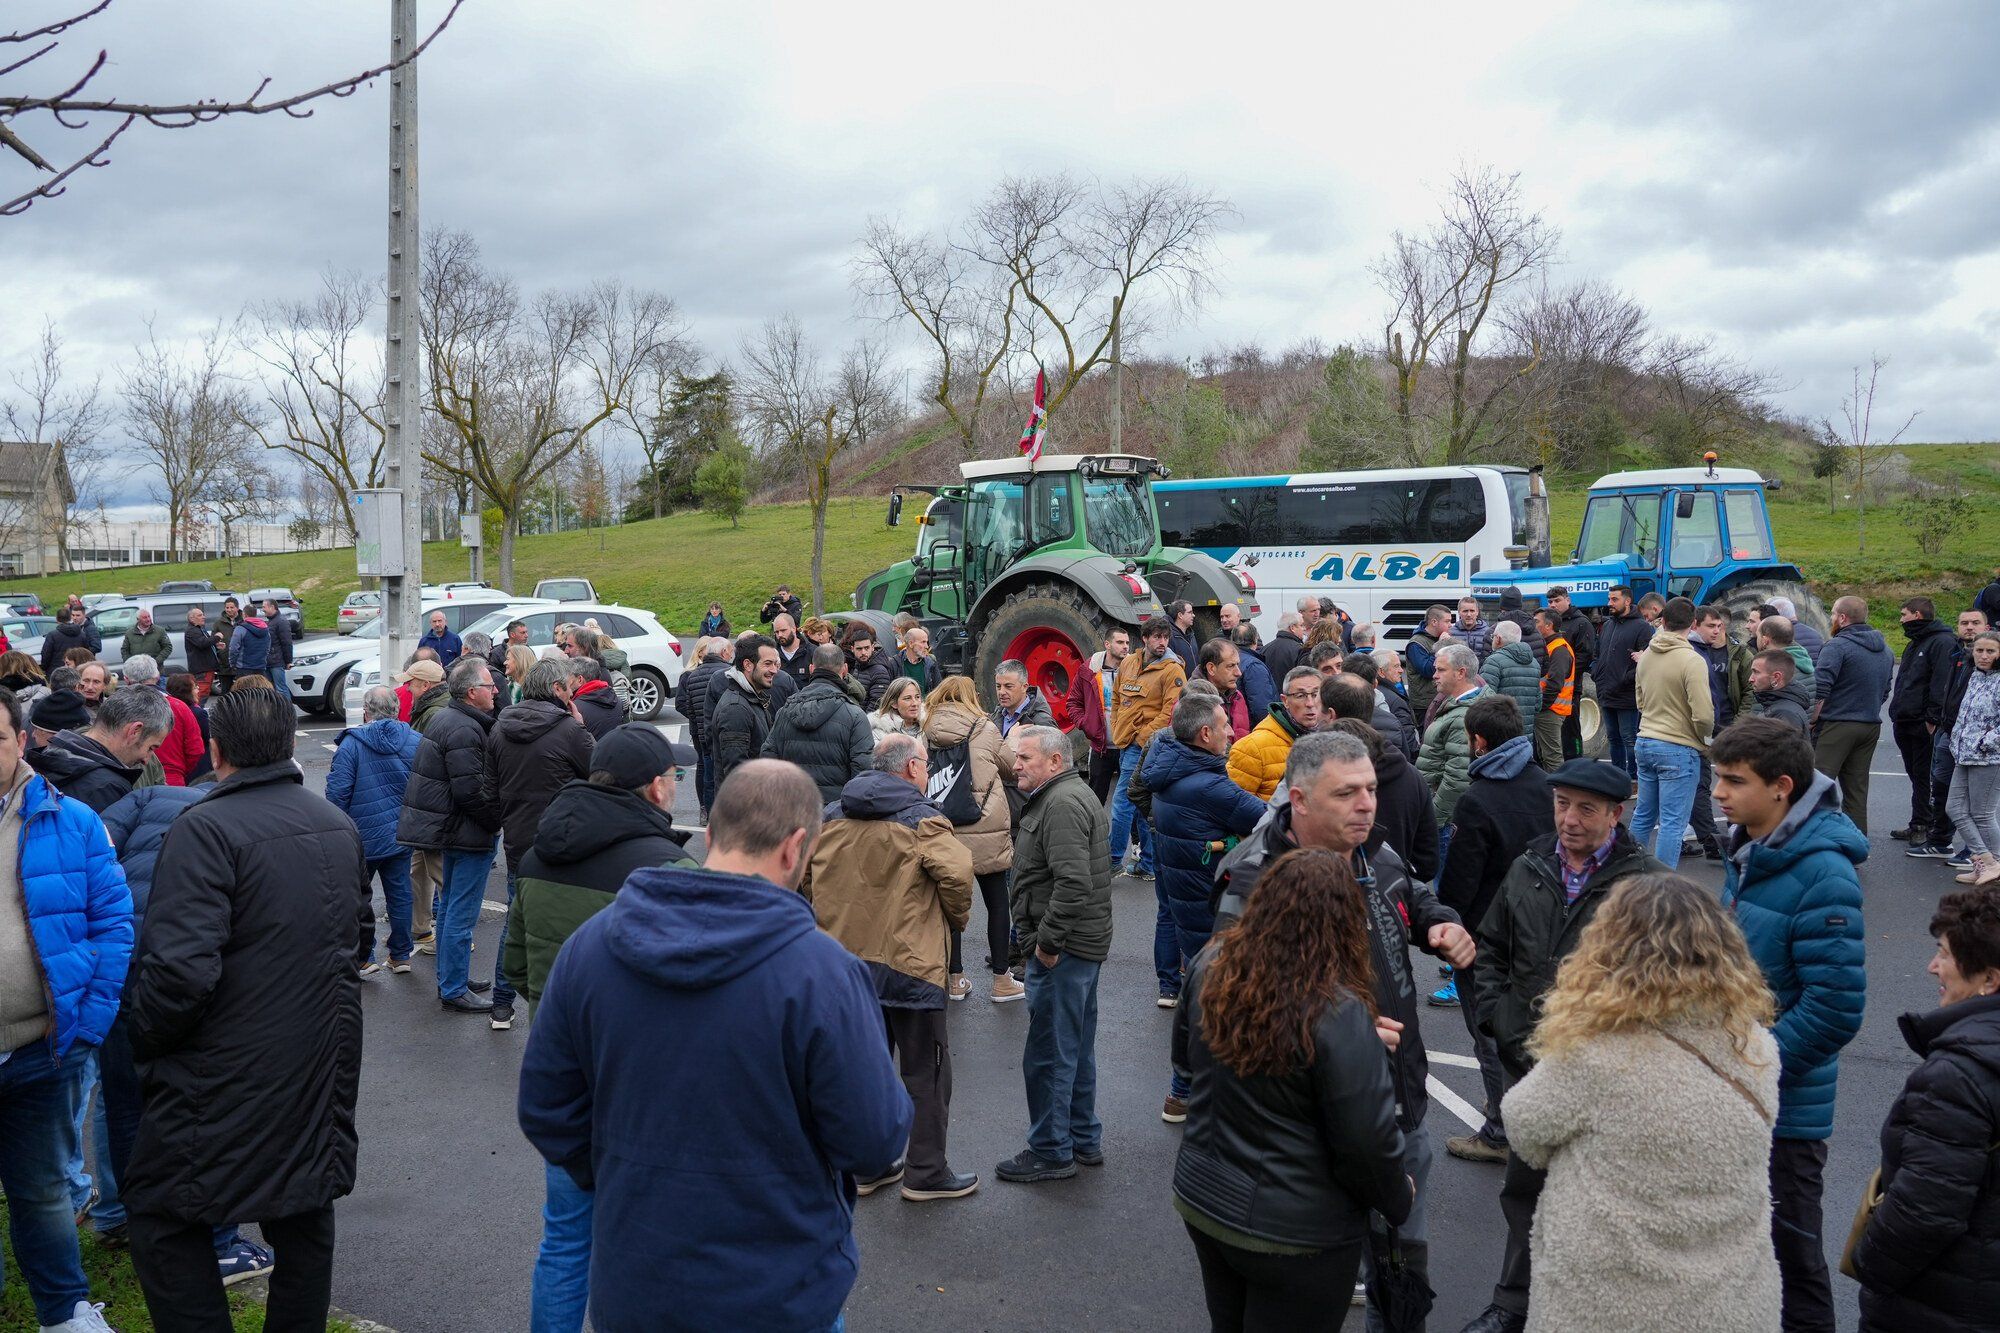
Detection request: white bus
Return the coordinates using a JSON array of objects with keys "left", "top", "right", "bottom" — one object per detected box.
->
[{"left": 1154, "top": 465, "right": 1532, "bottom": 645}]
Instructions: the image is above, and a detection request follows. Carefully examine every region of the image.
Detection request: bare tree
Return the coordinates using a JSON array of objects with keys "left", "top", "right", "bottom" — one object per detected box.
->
[
  {"left": 2, "top": 318, "right": 109, "bottom": 570},
  {"left": 196, "top": 452, "right": 282, "bottom": 578},
  {"left": 859, "top": 174, "right": 1229, "bottom": 456},
  {"left": 1820, "top": 354, "right": 1918, "bottom": 554},
  {"left": 242, "top": 269, "right": 384, "bottom": 537},
  {"left": 420, "top": 230, "right": 681, "bottom": 590},
  {"left": 1, "top": 0, "right": 465, "bottom": 215},
  {"left": 739, "top": 320, "right": 900, "bottom": 614},
  {"left": 1375, "top": 166, "right": 1559, "bottom": 462},
  {"left": 123, "top": 323, "right": 260, "bottom": 559},
  {"left": 1646, "top": 334, "right": 1781, "bottom": 459},
  {"left": 1503, "top": 281, "right": 1650, "bottom": 468}
]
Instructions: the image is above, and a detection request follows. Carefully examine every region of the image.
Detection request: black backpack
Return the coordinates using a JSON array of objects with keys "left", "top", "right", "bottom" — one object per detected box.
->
[{"left": 924, "top": 738, "right": 985, "bottom": 826}]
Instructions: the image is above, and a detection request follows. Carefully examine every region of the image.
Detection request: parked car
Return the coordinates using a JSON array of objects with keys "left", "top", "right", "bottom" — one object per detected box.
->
[
  {"left": 532, "top": 577, "right": 598, "bottom": 603},
  {"left": 245, "top": 587, "right": 305, "bottom": 636},
  {"left": 289, "top": 589, "right": 516, "bottom": 716},
  {"left": 89, "top": 593, "right": 245, "bottom": 672},
  {"left": 2, "top": 598, "right": 43, "bottom": 617},
  {"left": 79, "top": 593, "right": 124, "bottom": 610},
  {"left": 421, "top": 581, "right": 493, "bottom": 597},
  {"left": 2, "top": 614, "right": 59, "bottom": 659},
  {"left": 337, "top": 590, "right": 382, "bottom": 635},
  {"left": 156, "top": 580, "right": 216, "bottom": 594}
]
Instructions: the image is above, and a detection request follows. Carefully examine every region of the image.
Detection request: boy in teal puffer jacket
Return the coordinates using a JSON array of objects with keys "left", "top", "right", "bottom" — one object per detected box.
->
[{"left": 1710, "top": 716, "right": 1866, "bottom": 1333}]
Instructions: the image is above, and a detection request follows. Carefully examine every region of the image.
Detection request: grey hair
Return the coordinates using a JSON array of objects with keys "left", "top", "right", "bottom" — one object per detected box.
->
[
  {"left": 121, "top": 654, "right": 160, "bottom": 685},
  {"left": 1369, "top": 648, "right": 1400, "bottom": 673},
  {"left": 1181, "top": 678, "right": 1220, "bottom": 701},
  {"left": 1171, "top": 691, "right": 1226, "bottom": 743},
  {"left": 1277, "top": 610, "right": 1302, "bottom": 631},
  {"left": 1295, "top": 595, "right": 1318, "bottom": 612},
  {"left": 49, "top": 666, "right": 80, "bottom": 692},
  {"left": 523, "top": 658, "right": 572, "bottom": 702},
  {"left": 362, "top": 685, "right": 400, "bottom": 721},
  {"left": 1012, "top": 723, "right": 1068, "bottom": 767},
  {"left": 994, "top": 658, "right": 1029, "bottom": 685},
  {"left": 1284, "top": 729, "right": 1372, "bottom": 790},
  {"left": 1352, "top": 622, "right": 1379, "bottom": 647},
  {"left": 446, "top": 656, "right": 493, "bottom": 700},
  {"left": 568, "top": 656, "right": 606, "bottom": 684},
  {"left": 1435, "top": 643, "right": 1478, "bottom": 676},
  {"left": 1283, "top": 666, "right": 1322, "bottom": 691},
  {"left": 462, "top": 631, "right": 493, "bottom": 660},
  {"left": 1492, "top": 620, "right": 1522, "bottom": 647},
  {"left": 93, "top": 684, "right": 173, "bottom": 740},
  {"left": 871, "top": 732, "right": 925, "bottom": 774}
]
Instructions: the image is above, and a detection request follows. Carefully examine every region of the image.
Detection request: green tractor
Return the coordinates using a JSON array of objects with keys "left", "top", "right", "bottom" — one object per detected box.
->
[{"left": 849, "top": 453, "right": 1258, "bottom": 727}]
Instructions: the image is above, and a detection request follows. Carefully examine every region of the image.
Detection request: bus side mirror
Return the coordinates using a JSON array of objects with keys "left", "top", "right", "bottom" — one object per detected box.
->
[
  {"left": 887, "top": 493, "right": 904, "bottom": 527},
  {"left": 1675, "top": 492, "right": 1697, "bottom": 520}
]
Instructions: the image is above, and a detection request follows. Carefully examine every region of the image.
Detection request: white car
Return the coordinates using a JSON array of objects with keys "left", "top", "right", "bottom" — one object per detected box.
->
[{"left": 288, "top": 590, "right": 516, "bottom": 716}]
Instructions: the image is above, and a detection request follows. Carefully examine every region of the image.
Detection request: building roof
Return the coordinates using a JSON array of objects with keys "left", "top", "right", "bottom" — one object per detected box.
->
[{"left": 0, "top": 441, "right": 75, "bottom": 502}]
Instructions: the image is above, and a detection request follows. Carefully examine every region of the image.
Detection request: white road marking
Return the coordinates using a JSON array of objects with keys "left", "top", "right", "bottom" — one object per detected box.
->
[
  {"left": 481, "top": 900, "right": 507, "bottom": 914},
  {"left": 322, "top": 743, "right": 338, "bottom": 752},
  {"left": 1426, "top": 1074, "right": 1484, "bottom": 1132},
  {"left": 1428, "top": 1052, "right": 1481, "bottom": 1070}
]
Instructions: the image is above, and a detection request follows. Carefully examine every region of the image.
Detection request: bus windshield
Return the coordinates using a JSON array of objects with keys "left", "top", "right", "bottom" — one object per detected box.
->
[
  {"left": 1083, "top": 476, "right": 1155, "bottom": 557},
  {"left": 1502, "top": 472, "right": 1529, "bottom": 547}
]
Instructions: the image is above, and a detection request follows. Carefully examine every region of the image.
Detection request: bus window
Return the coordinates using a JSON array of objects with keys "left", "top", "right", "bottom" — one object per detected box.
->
[
  {"left": 1669, "top": 492, "right": 1722, "bottom": 568},
  {"left": 1723, "top": 490, "right": 1774, "bottom": 562}
]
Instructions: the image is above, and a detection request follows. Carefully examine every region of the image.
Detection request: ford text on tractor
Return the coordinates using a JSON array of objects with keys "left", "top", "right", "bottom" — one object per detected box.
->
[
  {"left": 848, "top": 454, "right": 1258, "bottom": 727},
  {"left": 1470, "top": 458, "right": 1828, "bottom": 634}
]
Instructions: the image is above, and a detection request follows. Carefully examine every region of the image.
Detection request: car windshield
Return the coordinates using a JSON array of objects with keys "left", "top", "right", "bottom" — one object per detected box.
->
[{"left": 1083, "top": 475, "right": 1155, "bottom": 558}]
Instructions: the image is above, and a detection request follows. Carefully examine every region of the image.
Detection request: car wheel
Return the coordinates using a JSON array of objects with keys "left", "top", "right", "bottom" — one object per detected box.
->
[
  {"left": 628, "top": 668, "right": 665, "bottom": 721},
  {"left": 319, "top": 668, "right": 350, "bottom": 718}
]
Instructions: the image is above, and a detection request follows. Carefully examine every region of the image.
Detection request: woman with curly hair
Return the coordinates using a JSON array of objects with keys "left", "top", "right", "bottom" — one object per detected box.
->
[
  {"left": 1171, "top": 848, "right": 1411, "bottom": 1330},
  {"left": 1503, "top": 873, "right": 1780, "bottom": 1333}
]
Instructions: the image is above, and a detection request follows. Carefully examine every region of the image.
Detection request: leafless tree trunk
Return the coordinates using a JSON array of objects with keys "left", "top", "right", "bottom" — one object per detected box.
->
[
  {"left": 1821, "top": 354, "right": 1918, "bottom": 554},
  {"left": 1502, "top": 281, "right": 1650, "bottom": 468},
  {"left": 123, "top": 323, "right": 261, "bottom": 560},
  {"left": 1, "top": 0, "right": 464, "bottom": 216},
  {"left": 198, "top": 454, "right": 281, "bottom": 578},
  {"left": 1648, "top": 334, "right": 1782, "bottom": 455},
  {"left": 242, "top": 269, "right": 385, "bottom": 537},
  {"left": 2, "top": 318, "right": 109, "bottom": 571}
]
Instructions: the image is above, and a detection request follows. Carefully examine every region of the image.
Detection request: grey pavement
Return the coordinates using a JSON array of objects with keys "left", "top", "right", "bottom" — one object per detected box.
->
[{"left": 285, "top": 716, "right": 1939, "bottom": 1333}]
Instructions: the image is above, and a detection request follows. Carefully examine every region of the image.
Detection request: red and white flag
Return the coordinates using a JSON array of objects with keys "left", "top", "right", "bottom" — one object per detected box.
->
[{"left": 1017, "top": 370, "right": 1047, "bottom": 462}]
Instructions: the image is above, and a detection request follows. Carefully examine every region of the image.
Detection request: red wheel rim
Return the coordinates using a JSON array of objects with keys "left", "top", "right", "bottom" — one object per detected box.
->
[{"left": 1005, "top": 625, "right": 1085, "bottom": 730}]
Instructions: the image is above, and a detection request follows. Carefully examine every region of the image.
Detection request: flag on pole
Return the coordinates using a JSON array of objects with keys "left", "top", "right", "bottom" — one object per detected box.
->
[{"left": 1017, "top": 370, "right": 1047, "bottom": 462}]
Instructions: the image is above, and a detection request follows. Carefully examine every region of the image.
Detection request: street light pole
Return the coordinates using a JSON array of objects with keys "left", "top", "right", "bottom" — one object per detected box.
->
[{"left": 380, "top": 0, "right": 424, "bottom": 677}]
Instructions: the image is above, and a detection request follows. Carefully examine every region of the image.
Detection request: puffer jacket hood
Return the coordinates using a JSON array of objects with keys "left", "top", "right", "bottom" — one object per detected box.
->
[
  {"left": 347, "top": 717, "right": 418, "bottom": 756},
  {"left": 532, "top": 777, "right": 682, "bottom": 867},
  {"left": 831, "top": 768, "right": 936, "bottom": 822},
  {"left": 604, "top": 863, "right": 817, "bottom": 990},
  {"left": 1755, "top": 674, "right": 1815, "bottom": 734},
  {"left": 326, "top": 717, "right": 421, "bottom": 861},
  {"left": 495, "top": 698, "right": 574, "bottom": 745},
  {"left": 764, "top": 675, "right": 874, "bottom": 802},
  {"left": 30, "top": 729, "right": 141, "bottom": 812},
  {"left": 38, "top": 618, "right": 91, "bottom": 673},
  {"left": 1469, "top": 733, "right": 1536, "bottom": 781},
  {"left": 785, "top": 674, "right": 857, "bottom": 733},
  {"left": 1815, "top": 622, "right": 1894, "bottom": 723},
  {"left": 1141, "top": 731, "right": 1227, "bottom": 790}
]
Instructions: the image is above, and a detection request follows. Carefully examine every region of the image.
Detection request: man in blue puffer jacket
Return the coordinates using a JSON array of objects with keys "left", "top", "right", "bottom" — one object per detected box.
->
[
  {"left": 327, "top": 685, "right": 424, "bottom": 971},
  {"left": 1710, "top": 716, "right": 1866, "bottom": 1333},
  {"left": 1144, "top": 692, "right": 1268, "bottom": 1122},
  {"left": 0, "top": 685, "right": 133, "bottom": 1333}
]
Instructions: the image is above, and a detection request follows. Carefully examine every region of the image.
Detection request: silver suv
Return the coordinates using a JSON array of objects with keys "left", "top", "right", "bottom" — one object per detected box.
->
[{"left": 89, "top": 593, "right": 243, "bottom": 671}]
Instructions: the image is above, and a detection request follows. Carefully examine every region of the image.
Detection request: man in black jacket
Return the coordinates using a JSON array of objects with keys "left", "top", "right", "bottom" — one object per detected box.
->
[
  {"left": 1165, "top": 600, "right": 1198, "bottom": 673},
  {"left": 1434, "top": 696, "right": 1551, "bottom": 1165},
  {"left": 261, "top": 597, "right": 296, "bottom": 702},
  {"left": 759, "top": 585, "right": 804, "bottom": 626},
  {"left": 487, "top": 619, "right": 531, "bottom": 676},
  {"left": 844, "top": 629, "right": 894, "bottom": 710},
  {"left": 711, "top": 635, "right": 781, "bottom": 790},
  {"left": 770, "top": 614, "right": 811, "bottom": 687},
  {"left": 1920, "top": 608, "right": 1989, "bottom": 859},
  {"left": 29, "top": 685, "right": 171, "bottom": 812},
  {"left": 1213, "top": 730, "right": 1473, "bottom": 1318},
  {"left": 38, "top": 606, "right": 94, "bottom": 676},
  {"left": 1547, "top": 588, "right": 1596, "bottom": 760},
  {"left": 677, "top": 637, "right": 732, "bottom": 816},
  {"left": 483, "top": 658, "right": 594, "bottom": 1030},
  {"left": 124, "top": 686, "right": 368, "bottom": 1331},
  {"left": 1890, "top": 597, "right": 1957, "bottom": 844},
  {"left": 566, "top": 658, "right": 625, "bottom": 740},
  {"left": 1592, "top": 585, "right": 1654, "bottom": 784},
  {"left": 1460, "top": 759, "right": 1666, "bottom": 1333},
  {"left": 396, "top": 657, "right": 504, "bottom": 1014},
  {"left": 1262, "top": 610, "right": 1308, "bottom": 683},
  {"left": 183, "top": 606, "right": 224, "bottom": 702},
  {"left": 762, "top": 644, "right": 874, "bottom": 803}
]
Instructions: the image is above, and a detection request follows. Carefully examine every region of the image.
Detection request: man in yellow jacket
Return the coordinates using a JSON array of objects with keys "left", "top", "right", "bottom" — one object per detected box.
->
[
  {"left": 1627, "top": 596, "right": 1714, "bottom": 871},
  {"left": 1228, "top": 666, "right": 1324, "bottom": 801}
]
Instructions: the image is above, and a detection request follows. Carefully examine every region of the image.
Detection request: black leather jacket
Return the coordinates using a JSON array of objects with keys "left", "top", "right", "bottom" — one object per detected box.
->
[{"left": 1172, "top": 950, "right": 1411, "bottom": 1249}]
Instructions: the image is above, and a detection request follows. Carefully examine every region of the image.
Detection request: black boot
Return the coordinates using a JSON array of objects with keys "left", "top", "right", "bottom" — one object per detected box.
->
[{"left": 1459, "top": 1306, "right": 1527, "bottom": 1333}]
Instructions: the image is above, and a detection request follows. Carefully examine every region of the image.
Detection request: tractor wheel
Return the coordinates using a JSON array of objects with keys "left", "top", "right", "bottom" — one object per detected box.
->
[
  {"left": 1719, "top": 578, "right": 1829, "bottom": 639},
  {"left": 1191, "top": 608, "right": 1225, "bottom": 653},
  {"left": 974, "top": 583, "right": 1125, "bottom": 731}
]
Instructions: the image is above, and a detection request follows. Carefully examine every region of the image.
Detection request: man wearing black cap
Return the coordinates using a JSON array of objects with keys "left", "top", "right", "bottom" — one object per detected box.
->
[
  {"left": 505, "top": 720, "right": 696, "bottom": 1326},
  {"left": 1458, "top": 758, "right": 1667, "bottom": 1333}
]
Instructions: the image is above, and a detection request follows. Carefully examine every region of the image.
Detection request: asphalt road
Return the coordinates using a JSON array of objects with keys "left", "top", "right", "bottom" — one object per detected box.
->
[{"left": 279, "top": 715, "right": 1939, "bottom": 1333}]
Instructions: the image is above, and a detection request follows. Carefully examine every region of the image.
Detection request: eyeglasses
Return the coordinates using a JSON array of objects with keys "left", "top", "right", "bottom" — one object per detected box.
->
[{"left": 1283, "top": 687, "right": 1318, "bottom": 701}]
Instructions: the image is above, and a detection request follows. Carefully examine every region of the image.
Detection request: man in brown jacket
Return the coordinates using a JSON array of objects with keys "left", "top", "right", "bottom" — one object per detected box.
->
[
  {"left": 1107, "top": 617, "right": 1187, "bottom": 878},
  {"left": 807, "top": 733, "right": 978, "bottom": 1201}
]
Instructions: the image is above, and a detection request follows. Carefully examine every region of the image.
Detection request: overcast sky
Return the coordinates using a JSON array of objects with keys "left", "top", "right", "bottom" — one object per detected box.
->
[{"left": 4, "top": 0, "right": 1995, "bottom": 511}]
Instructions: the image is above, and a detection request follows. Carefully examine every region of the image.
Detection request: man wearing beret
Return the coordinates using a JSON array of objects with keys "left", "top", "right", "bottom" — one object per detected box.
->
[{"left": 1458, "top": 759, "right": 1668, "bottom": 1333}]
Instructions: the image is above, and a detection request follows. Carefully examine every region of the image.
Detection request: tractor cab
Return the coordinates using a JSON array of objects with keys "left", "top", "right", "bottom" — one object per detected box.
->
[{"left": 1470, "top": 460, "right": 1817, "bottom": 628}]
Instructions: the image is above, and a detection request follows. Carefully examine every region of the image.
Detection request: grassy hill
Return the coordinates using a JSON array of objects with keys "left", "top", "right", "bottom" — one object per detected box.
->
[{"left": 4, "top": 445, "right": 1992, "bottom": 635}]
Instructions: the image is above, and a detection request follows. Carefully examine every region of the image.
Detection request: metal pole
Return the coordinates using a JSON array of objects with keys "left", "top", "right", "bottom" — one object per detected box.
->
[
  {"left": 381, "top": 0, "right": 424, "bottom": 676},
  {"left": 1109, "top": 316, "right": 1123, "bottom": 453}
]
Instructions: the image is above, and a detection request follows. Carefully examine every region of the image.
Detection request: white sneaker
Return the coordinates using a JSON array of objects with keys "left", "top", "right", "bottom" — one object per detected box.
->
[{"left": 42, "top": 1300, "right": 115, "bottom": 1332}]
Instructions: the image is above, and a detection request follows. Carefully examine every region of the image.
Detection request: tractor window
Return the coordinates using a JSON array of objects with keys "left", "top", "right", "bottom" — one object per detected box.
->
[
  {"left": 917, "top": 498, "right": 963, "bottom": 560},
  {"left": 1724, "top": 490, "right": 1774, "bottom": 561},
  {"left": 1670, "top": 492, "right": 1723, "bottom": 568},
  {"left": 1576, "top": 493, "right": 1661, "bottom": 568},
  {"left": 1083, "top": 475, "right": 1155, "bottom": 558}
]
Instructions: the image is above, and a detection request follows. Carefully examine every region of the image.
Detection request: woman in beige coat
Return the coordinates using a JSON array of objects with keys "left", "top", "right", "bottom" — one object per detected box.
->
[
  {"left": 923, "top": 676, "right": 1024, "bottom": 1003},
  {"left": 1504, "top": 873, "right": 1781, "bottom": 1333}
]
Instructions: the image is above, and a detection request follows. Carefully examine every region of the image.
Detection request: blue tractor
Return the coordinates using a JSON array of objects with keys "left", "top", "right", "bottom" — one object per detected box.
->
[{"left": 1470, "top": 460, "right": 1828, "bottom": 633}]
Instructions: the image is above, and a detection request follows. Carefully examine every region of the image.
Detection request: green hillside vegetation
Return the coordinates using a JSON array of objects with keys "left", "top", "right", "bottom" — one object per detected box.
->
[{"left": 4, "top": 445, "right": 1991, "bottom": 636}]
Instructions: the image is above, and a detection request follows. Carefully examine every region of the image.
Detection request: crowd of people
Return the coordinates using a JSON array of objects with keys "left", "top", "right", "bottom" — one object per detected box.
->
[{"left": 3, "top": 575, "right": 1998, "bottom": 1333}]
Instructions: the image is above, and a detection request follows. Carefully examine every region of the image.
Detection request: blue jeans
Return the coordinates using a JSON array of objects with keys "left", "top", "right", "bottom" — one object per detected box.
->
[
  {"left": 0, "top": 1039, "right": 93, "bottom": 1325},
  {"left": 268, "top": 665, "right": 293, "bottom": 700},
  {"left": 1630, "top": 737, "right": 1701, "bottom": 869},
  {"left": 493, "top": 868, "right": 518, "bottom": 1008},
  {"left": 1022, "top": 953, "right": 1102, "bottom": 1161},
  {"left": 64, "top": 1047, "right": 95, "bottom": 1215},
  {"left": 1604, "top": 706, "right": 1641, "bottom": 781},
  {"left": 531, "top": 1162, "right": 592, "bottom": 1333},
  {"left": 1107, "top": 743, "right": 1154, "bottom": 874},
  {"left": 366, "top": 853, "right": 415, "bottom": 963},
  {"left": 437, "top": 843, "right": 498, "bottom": 1000},
  {"left": 1362, "top": 1125, "right": 1433, "bottom": 1333}
]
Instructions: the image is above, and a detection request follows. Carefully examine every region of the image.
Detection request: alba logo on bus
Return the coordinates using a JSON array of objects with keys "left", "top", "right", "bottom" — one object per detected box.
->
[{"left": 1306, "top": 551, "right": 1463, "bottom": 583}]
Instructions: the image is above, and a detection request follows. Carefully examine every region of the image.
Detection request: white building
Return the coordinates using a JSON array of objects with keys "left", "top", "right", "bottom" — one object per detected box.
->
[{"left": 65, "top": 516, "right": 347, "bottom": 571}]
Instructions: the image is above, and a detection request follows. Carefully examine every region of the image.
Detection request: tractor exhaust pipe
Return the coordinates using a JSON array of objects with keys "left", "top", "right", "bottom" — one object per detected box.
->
[{"left": 1526, "top": 467, "right": 1551, "bottom": 568}]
